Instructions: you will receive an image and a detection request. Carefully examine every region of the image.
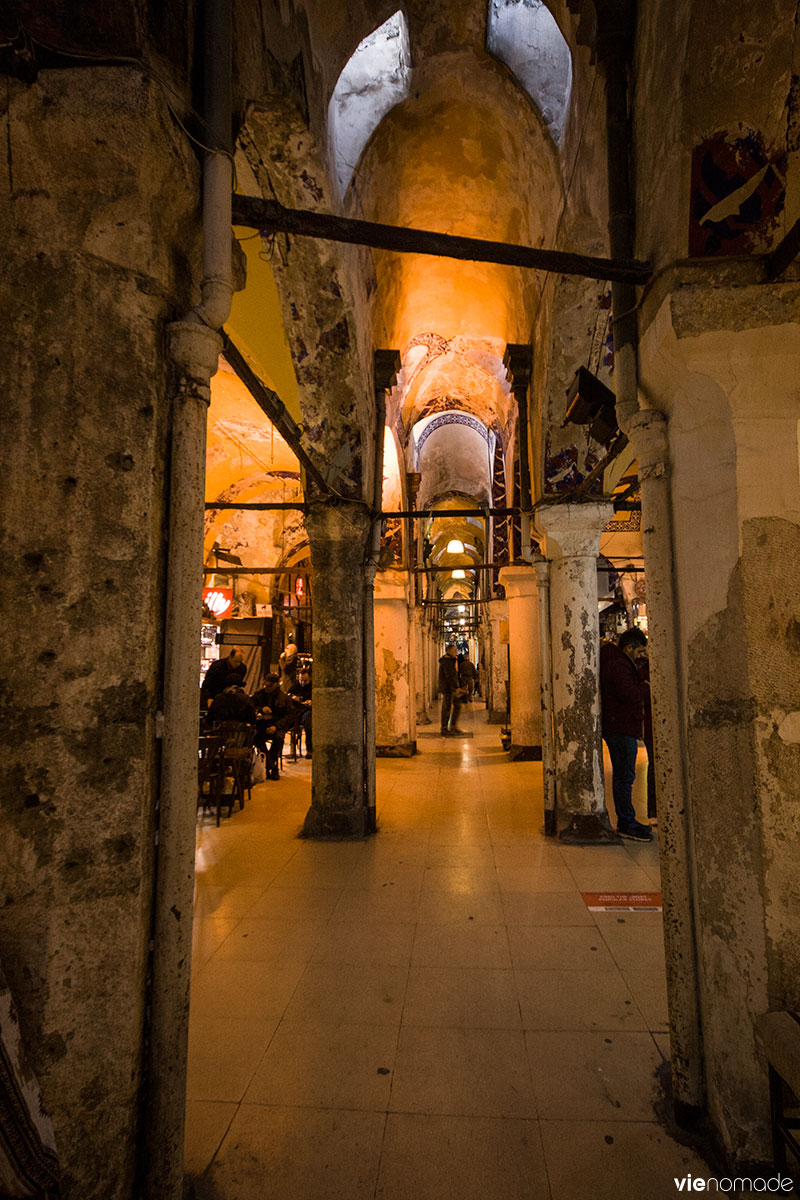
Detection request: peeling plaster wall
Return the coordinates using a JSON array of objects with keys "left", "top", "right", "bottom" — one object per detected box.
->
[
  {"left": 0, "top": 68, "right": 198, "bottom": 1198},
  {"left": 374, "top": 572, "right": 416, "bottom": 753},
  {"left": 639, "top": 297, "right": 800, "bottom": 1158},
  {"left": 240, "top": 103, "right": 375, "bottom": 501},
  {"left": 416, "top": 422, "right": 492, "bottom": 510}
]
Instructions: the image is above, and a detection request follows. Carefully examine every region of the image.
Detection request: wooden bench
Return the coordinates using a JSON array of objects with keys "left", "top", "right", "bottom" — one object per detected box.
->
[{"left": 756, "top": 1010, "right": 800, "bottom": 1173}]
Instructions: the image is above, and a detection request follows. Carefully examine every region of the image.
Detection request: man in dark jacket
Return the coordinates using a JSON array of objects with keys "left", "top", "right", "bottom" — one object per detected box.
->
[
  {"left": 252, "top": 673, "right": 296, "bottom": 779},
  {"left": 438, "top": 644, "right": 465, "bottom": 736},
  {"left": 599, "top": 628, "right": 652, "bottom": 842},
  {"left": 201, "top": 647, "right": 246, "bottom": 707},
  {"left": 207, "top": 684, "right": 256, "bottom": 726}
]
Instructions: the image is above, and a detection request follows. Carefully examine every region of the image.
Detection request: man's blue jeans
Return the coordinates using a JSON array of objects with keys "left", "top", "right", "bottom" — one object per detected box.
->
[{"left": 603, "top": 733, "right": 639, "bottom": 828}]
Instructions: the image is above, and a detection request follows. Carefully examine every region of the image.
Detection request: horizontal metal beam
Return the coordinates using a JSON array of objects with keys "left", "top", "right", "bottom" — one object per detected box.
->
[
  {"left": 205, "top": 501, "right": 306, "bottom": 511},
  {"left": 391, "top": 508, "right": 514, "bottom": 519},
  {"left": 203, "top": 566, "right": 312, "bottom": 575},
  {"left": 232, "top": 196, "right": 652, "bottom": 286}
]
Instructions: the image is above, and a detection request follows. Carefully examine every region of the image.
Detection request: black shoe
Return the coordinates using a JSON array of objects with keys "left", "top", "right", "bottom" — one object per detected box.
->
[
  {"left": 268, "top": 766, "right": 280, "bottom": 781},
  {"left": 618, "top": 821, "right": 653, "bottom": 842},
  {"left": 440, "top": 730, "right": 449, "bottom": 737},
  {"left": 448, "top": 727, "right": 467, "bottom": 735}
]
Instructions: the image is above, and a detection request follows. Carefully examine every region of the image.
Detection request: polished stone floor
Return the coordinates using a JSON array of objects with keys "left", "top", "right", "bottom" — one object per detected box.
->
[{"left": 186, "top": 707, "right": 719, "bottom": 1199}]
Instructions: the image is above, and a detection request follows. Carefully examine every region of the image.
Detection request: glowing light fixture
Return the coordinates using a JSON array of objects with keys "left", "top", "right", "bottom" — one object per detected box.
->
[
  {"left": 446, "top": 539, "right": 465, "bottom": 554},
  {"left": 458, "top": 605, "right": 466, "bottom": 612},
  {"left": 452, "top": 569, "right": 466, "bottom": 579}
]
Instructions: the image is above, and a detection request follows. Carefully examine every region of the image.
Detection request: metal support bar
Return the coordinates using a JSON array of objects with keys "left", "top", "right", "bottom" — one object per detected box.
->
[
  {"left": 764, "top": 218, "right": 800, "bottom": 282},
  {"left": 205, "top": 501, "right": 307, "bottom": 511},
  {"left": 220, "top": 333, "right": 331, "bottom": 495},
  {"left": 231, "top": 195, "right": 652, "bottom": 286},
  {"left": 203, "top": 566, "right": 311, "bottom": 575},
  {"left": 386, "top": 508, "right": 514, "bottom": 518}
]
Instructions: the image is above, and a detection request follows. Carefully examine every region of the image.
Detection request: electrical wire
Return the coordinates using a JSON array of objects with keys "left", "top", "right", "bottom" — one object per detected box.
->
[{"left": 22, "top": 29, "right": 235, "bottom": 163}]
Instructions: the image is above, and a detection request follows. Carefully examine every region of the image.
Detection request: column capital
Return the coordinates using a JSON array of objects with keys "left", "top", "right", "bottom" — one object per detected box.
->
[
  {"left": 305, "top": 497, "right": 371, "bottom": 544},
  {"left": 498, "top": 563, "right": 539, "bottom": 599},
  {"left": 374, "top": 568, "right": 408, "bottom": 602},
  {"left": 533, "top": 500, "right": 614, "bottom": 560}
]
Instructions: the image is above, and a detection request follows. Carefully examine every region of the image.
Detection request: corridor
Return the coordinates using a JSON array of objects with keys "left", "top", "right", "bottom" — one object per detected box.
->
[{"left": 187, "top": 710, "right": 716, "bottom": 1199}]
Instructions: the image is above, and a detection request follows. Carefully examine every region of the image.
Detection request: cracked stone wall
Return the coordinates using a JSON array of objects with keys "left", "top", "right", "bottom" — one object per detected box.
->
[
  {"left": 0, "top": 68, "right": 199, "bottom": 1198},
  {"left": 640, "top": 295, "right": 800, "bottom": 1160}
]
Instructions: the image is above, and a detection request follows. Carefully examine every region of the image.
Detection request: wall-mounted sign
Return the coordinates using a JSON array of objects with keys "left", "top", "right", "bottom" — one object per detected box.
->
[
  {"left": 295, "top": 576, "right": 305, "bottom": 599},
  {"left": 202, "top": 586, "right": 233, "bottom": 620}
]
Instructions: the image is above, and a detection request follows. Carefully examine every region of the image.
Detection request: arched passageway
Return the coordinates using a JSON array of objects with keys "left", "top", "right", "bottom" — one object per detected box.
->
[{"left": 1, "top": 1, "right": 799, "bottom": 1197}]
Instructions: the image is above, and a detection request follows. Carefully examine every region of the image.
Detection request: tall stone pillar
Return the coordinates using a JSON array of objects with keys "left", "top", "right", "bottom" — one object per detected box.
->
[
  {"left": 374, "top": 569, "right": 416, "bottom": 755},
  {"left": 535, "top": 501, "right": 616, "bottom": 843},
  {"left": 411, "top": 607, "right": 432, "bottom": 724},
  {"left": 0, "top": 68, "right": 199, "bottom": 1199},
  {"left": 303, "top": 500, "right": 371, "bottom": 837},
  {"left": 498, "top": 567, "right": 542, "bottom": 759},
  {"left": 485, "top": 598, "right": 509, "bottom": 723}
]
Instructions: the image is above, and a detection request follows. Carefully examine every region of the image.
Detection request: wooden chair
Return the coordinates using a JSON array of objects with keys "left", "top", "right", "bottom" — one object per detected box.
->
[
  {"left": 197, "top": 733, "right": 230, "bottom": 826},
  {"left": 214, "top": 721, "right": 256, "bottom": 811}
]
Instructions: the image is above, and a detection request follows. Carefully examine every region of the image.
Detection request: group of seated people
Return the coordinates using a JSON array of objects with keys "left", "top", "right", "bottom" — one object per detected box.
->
[{"left": 200, "top": 647, "right": 312, "bottom": 781}]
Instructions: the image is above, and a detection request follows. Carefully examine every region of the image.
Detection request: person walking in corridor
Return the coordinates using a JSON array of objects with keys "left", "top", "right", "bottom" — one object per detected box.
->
[
  {"left": 439, "top": 643, "right": 466, "bottom": 736},
  {"left": 599, "top": 627, "right": 653, "bottom": 842}
]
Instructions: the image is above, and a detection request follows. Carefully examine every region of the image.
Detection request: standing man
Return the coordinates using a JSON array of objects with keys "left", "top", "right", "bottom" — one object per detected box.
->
[
  {"left": 439, "top": 643, "right": 465, "bottom": 737},
  {"left": 599, "top": 628, "right": 653, "bottom": 842},
  {"left": 201, "top": 646, "right": 246, "bottom": 708}
]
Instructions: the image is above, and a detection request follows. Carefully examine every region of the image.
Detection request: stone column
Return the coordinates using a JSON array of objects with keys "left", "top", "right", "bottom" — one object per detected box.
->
[
  {"left": 485, "top": 598, "right": 509, "bottom": 723},
  {"left": 498, "top": 566, "right": 542, "bottom": 759},
  {"left": 535, "top": 501, "right": 616, "bottom": 843},
  {"left": 374, "top": 569, "right": 416, "bottom": 755},
  {"left": 411, "top": 607, "right": 432, "bottom": 724},
  {"left": 0, "top": 68, "right": 199, "bottom": 1200},
  {"left": 303, "top": 499, "right": 371, "bottom": 838}
]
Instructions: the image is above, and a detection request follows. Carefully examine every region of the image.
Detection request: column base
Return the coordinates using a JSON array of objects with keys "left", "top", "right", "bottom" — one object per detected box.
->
[
  {"left": 376, "top": 741, "right": 417, "bottom": 757},
  {"left": 544, "top": 808, "right": 558, "bottom": 837},
  {"left": 559, "top": 813, "right": 622, "bottom": 845},
  {"left": 487, "top": 709, "right": 507, "bottom": 725},
  {"left": 509, "top": 744, "right": 543, "bottom": 762},
  {"left": 301, "top": 804, "right": 372, "bottom": 840},
  {"left": 416, "top": 712, "right": 432, "bottom": 725}
]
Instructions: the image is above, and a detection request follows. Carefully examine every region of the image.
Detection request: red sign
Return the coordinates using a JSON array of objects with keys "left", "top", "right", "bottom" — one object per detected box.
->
[
  {"left": 202, "top": 586, "right": 233, "bottom": 620},
  {"left": 295, "top": 576, "right": 305, "bottom": 598},
  {"left": 582, "top": 892, "right": 662, "bottom": 912}
]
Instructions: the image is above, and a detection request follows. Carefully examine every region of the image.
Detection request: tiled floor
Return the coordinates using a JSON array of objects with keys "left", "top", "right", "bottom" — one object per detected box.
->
[{"left": 186, "top": 708, "right": 719, "bottom": 1199}]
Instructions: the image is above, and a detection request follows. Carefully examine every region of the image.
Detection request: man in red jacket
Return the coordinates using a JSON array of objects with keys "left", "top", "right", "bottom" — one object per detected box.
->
[{"left": 599, "top": 627, "right": 653, "bottom": 842}]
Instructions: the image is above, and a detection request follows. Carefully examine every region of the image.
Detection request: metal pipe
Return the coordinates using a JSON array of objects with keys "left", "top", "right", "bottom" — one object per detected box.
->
[
  {"left": 145, "top": 0, "right": 233, "bottom": 1193},
  {"left": 362, "top": 380, "right": 386, "bottom": 833},
  {"left": 535, "top": 559, "right": 557, "bottom": 834},
  {"left": 598, "top": 13, "right": 704, "bottom": 1117}
]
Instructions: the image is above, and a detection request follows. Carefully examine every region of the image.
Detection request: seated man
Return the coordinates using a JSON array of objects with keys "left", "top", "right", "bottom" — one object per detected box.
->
[
  {"left": 207, "top": 683, "right": 255, "bottom": 726},
  {"left": 201, "top": 647, "right": 246, "bottom": 709},
  {"left": 251, "top": 673, "right": 296, "bottom": 780},
  {"left": 287, "top": 667, "right": 312, "bottom": 758}
]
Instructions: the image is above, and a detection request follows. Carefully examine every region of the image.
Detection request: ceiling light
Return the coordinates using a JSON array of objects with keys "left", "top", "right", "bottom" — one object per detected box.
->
[
  {"left": 446, "top": 539, "right": 465, "bottom": 554},
  {"left": 452, "top": 569, "right": 466, "bottom": 579}
]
